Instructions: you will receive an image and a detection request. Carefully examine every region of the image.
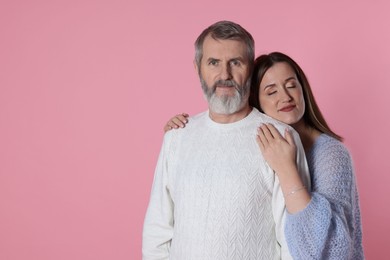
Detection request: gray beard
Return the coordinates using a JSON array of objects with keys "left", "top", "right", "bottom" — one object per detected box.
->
[{"left": 201, "top": 78, "right": 250, "bottom": 114}]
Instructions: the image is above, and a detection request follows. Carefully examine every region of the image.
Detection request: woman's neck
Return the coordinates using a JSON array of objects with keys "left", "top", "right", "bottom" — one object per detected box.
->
[{"left": 291, "top": 120, "right": 321, "bottom": 153}]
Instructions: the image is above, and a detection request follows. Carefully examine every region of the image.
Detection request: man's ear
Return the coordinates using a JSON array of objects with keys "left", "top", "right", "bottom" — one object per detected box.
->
[{"left": 193, "top": 60, "right": 198, "bottom": 73}]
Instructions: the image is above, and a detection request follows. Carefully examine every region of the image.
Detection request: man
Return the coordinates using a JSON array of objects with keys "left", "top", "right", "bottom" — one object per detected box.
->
[{"left": 142, "top": 20, "right": 310, "bottom": 259}]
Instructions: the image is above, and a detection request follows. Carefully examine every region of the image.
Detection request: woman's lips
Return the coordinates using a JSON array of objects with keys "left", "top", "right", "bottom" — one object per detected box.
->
[{"left": 279, "top": 105, "right": 295, "bottom": 112}]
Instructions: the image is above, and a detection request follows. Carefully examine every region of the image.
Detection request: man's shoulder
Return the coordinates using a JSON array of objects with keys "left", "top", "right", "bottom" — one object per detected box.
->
[
  {"left": 188, "top": 110, "right": 208, "bottom": 122},
  {"left": 250, "top": 108, "right": 292, "bottom": 131},
  {"left": 177, "top": 110, "right": 209, "bottom": 130},
  {"left": 162, "top": 110, "right": 208, "bottom": 151},
  {"left": 164, "top": 110, "right": 208, "bottom": 140}
]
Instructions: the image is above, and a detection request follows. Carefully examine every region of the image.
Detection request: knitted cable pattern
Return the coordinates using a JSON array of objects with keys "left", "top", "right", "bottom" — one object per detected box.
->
[{"left": 143, "top": 109, "right": 310, "bottom": 260}]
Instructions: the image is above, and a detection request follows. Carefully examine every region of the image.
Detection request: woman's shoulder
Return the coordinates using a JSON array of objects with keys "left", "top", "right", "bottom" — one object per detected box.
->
[
  {"left": 313, "top": 134, "right": 350, "bottom": 156},
  {"left": 308, "top": 134, "right": 355, "bottom": 194},
  {"left": 309, "top": 134, "right": 353, "bottom": 168}
]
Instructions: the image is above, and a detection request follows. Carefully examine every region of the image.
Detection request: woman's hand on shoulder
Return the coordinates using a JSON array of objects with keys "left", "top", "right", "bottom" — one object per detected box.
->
[
  {"left": 164, "top": 113, "right": 189, "bottom": 132},
  {"left": 256, "top": 123, "right": 297, "bottom": 174}
]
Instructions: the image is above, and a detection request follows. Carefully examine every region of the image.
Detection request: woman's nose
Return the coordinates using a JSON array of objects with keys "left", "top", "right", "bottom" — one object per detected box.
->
[{"left": 280, "top": 88, "right": 292, "bottom": 102}]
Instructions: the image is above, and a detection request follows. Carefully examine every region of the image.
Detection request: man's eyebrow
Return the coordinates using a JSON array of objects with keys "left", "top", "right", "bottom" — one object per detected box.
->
[
  {"left": 229, "top": 57, "right": 246, "bottom": 62},
  {"left": 206, "top": 57, "right": 219, "bottom": 62}
]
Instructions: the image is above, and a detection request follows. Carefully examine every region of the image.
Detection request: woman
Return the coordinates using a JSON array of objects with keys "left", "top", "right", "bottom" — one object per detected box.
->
[{"left": 164, "top": 52, "right": 364, "bottom": 259}]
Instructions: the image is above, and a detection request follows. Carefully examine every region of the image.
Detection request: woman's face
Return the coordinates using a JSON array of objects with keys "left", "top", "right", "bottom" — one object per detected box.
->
[{"left": 258, "top": 62, "right": 305, "bottom": 126}]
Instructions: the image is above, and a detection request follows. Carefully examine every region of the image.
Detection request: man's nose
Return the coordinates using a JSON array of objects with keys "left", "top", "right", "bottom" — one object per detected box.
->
[{"left": 220, "top": 64, "right": 232, "bottom": 80}]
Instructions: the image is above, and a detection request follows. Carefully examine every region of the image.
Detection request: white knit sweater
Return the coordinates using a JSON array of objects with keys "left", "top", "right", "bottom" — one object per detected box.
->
[{"left": 142, "top": 108, "right": 310, "bottom": 260}]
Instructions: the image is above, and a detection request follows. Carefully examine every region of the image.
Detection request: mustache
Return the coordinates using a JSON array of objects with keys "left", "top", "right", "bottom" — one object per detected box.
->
[{"left": 213, "top": 80, "right": 239, "bottom": 88}]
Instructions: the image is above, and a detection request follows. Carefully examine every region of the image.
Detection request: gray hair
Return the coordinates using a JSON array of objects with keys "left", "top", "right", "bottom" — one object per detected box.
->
[{"left": 194, "top": 20, "right": 255, "bottom": 70}]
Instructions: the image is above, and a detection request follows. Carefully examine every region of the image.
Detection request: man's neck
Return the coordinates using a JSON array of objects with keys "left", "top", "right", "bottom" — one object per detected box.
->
[{"left": 209, "top": 104, "right": 252, "bottom": 124}]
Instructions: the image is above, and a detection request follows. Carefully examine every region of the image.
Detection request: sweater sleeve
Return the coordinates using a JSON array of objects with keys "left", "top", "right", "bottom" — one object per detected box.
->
[
  {"left": 272, "top": 126, "right": 311, "bottom": 260},
  {"left": 142, "top": 133, "right": 174, "bottom": 260},
  {"left": 284, "top": 138, "right": 363, "bottom": 260}
]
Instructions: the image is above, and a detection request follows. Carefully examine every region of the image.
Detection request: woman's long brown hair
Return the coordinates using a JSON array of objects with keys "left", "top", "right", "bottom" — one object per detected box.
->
[{"left": 250, "top": 52, "right": 343, "bottom": 141}]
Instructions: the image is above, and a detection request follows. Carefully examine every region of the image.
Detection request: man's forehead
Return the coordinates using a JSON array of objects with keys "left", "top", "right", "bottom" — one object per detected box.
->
[{"left": 202, "top": 36, "right": 247, "bottom": 60}]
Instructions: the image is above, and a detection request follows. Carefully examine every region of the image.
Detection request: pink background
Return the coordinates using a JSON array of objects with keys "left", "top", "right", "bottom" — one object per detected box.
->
[{"left": 1, "top": 0, "right": 389, "bottom": 259}]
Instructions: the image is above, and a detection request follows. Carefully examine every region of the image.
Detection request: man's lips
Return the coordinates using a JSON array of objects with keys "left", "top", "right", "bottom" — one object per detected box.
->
[
  {"left": 215, "top": 85, "right": 235, "bottom": 94},
  {"left": 279, "top": 105, "right": 295, "bottom": 112},
  {"left": 216, "top": 84, "right": 234, "bottom": 88}
]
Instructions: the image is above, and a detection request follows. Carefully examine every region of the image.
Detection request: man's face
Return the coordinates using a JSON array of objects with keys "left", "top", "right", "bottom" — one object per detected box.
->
[{"left": 197, "top": 35, "right": 251, "bottom": 114}]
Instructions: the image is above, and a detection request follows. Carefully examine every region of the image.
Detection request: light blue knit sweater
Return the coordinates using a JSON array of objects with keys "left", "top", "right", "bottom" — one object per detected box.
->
[{"left": 285, "top": 134, "right": 364, "bottom": 260}]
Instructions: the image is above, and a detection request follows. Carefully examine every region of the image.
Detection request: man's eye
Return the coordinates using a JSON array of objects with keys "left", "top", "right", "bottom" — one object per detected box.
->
[
  {"left": 231, "top": 60, "right": 241, "bottom": 66},
  {"left": 209, "top": 60, "right": 218, "bottom": 65}
]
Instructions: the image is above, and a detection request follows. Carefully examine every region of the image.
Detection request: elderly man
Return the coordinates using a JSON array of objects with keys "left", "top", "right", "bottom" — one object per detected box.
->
[{"left": 142, "top": 20, "right": 310, "bottom": 260}]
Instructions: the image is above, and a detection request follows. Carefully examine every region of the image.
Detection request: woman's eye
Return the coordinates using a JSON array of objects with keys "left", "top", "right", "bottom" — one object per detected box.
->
[
  {"left": 287, "top": 85, "right": 296, "bottom": 88},
  {"left": 267, "top": 91, "right": 276, "bottom": 96}
]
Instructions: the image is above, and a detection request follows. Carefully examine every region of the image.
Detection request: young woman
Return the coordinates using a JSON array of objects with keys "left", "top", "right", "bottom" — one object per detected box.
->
[{"left": 164, "top": 52, "right": 364, "bottom": 259}]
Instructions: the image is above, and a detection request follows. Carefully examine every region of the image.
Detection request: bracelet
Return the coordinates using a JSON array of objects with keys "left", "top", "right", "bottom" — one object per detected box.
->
[{"left": 286, "top": 186, "right": 306, "bottom": 197}]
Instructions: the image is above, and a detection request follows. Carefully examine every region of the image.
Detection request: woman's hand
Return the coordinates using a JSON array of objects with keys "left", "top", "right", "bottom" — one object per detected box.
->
[
  {"left": 256, "top": 123, "right": 297, "bottom": 175},
  {"left": 164, "top": 113, "right": 189, "bottom": 132},
  {"left": 257, "top": 123, "right": 311, "bottom": 213}
]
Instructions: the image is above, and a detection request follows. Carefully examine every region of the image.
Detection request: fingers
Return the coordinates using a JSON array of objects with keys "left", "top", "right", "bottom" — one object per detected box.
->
[
  {"left": 164, "top": 113, "right": 190, "bottom": 133},
  {"left": 284, "top": 128, "right": 296, "bottom": 147},
  {"left": 171, "top": 116, "right": 186, "bottom": 128},
  {"left": 164, "top": 121, "right": 177, "bottom": 133},
  {"left": 259, "top": 123, "right": 275, "bottom": 141},
  {"left": 177, "top": 113, "right": 189, "bottom": 125},
  {"left": 257, "top": 123, "right": 289, "bottom": 147},
  {"left": 256, "top": 128, "right": 266, "bottom": 152},
  {"left": 257, "top": 124, "right": 274, "bottom": 152},
  {"left": 265, "top": 123, "right": 283, "bottom": 139}
]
